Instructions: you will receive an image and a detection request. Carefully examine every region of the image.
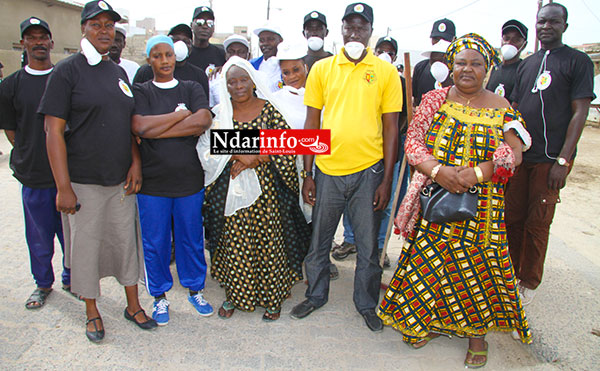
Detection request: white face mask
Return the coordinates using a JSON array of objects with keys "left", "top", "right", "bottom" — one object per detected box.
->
[
  {"left": 430, "top": 61, "right": 449, "bottom": 82},
  {"left": 344, "top": 41, "right": 365, "bottom": 60},
  {"left": 378, "top": 52, "right": 392, "bottom": 64},
  {"left": 307, "top": 37, "right": 324, "bottom": 51},
  {"left": 500, "top": 44, "right": 519, "bottom": 61},
  {"left": 80, "top": 38, "right": 103, "bottom": 66},
  {"left": 174, "top": 41, "right": 189, "bottom": 62}
]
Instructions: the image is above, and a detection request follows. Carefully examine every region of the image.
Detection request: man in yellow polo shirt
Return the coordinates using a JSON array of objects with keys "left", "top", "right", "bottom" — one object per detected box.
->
[{"left": 290, "top": 2, "right": 402, "bottom": 332}]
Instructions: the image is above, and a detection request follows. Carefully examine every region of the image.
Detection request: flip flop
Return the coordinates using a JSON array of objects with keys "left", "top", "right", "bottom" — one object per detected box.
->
[
  {"left": 217, "top": 301, "right": 234, "bottom": 319},
  {"left": 465, "top": 340, "right": 488, "bottom": 369},
  {"left": 262, "top": 309, "right": 280, "bottom": 322},
  {"left": 25, "top": 288, "right": 52, "bottom": 309},
  {"left": 408, "top": 333, "right": 440, "bottom": 349}
]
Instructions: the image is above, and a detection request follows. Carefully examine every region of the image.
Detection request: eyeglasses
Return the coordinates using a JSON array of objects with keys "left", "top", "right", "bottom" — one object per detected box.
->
[{"left": 195, "top": 19, "right": 214, "bottom": 27}]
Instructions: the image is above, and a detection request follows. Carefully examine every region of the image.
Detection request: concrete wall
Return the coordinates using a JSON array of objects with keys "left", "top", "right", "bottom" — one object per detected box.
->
[{"left": 0, "top": 0, "right": 82, "bottom": 75}]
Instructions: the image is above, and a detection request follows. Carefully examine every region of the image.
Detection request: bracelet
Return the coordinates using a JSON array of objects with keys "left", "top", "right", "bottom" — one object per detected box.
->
[
  {"left": 473, "top": 166, "right": 484, "bottom": 183},
  {"left": 430, "top": 164, "right": 442, "bottom": 181}
]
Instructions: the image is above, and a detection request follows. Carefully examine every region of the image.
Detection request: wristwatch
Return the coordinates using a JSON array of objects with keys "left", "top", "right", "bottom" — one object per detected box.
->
[
  {"left": 300, "top": 170, "right": 313, "bottom": 179},
  {"left": 556, "top": 157, "right": 570, "bottom": 167}
]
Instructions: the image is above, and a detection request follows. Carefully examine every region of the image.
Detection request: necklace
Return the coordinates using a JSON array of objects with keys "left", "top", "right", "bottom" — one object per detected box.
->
[{"left": 454, "top": 87, "right": 484, "bottom": 106}]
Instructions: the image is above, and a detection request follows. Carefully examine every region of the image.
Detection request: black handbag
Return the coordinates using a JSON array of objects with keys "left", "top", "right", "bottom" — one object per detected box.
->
[{"left": 419, "top": 183, "right": 479, "bottom": 224}]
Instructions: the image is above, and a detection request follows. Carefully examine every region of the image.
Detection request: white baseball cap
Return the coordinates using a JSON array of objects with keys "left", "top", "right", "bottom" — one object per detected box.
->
[
  {"left": 253, "top": 22, "right": 282, "bottom": 37},
  {"left": 223, "top": 34, "right": 249, "bottom": 50},
  {"left": 115, "top": 23, "right": 127, "bottom": 37}
]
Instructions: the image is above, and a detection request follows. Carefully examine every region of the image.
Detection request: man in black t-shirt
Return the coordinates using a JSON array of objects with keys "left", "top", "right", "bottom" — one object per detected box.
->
[
  {"left": 506, "top": 3, "right": 595, "bottom": 305},
  {"left": 302, "top": 11, "right": 333, "bottom": 72},
  {"left": 412, "top": 18, "right": 455, "bottom": 106},
  {"left": 133, "top": 24, "right": 209, "bottom": 97},
  {"left": 187, "top": 6, "right": 226, "bottom": 75},
  {"left": 486, "top": 20, "right": 528, "bottom": 104},
  {"left": 0, "top": 17, "right": 71, "bottom": 309}
]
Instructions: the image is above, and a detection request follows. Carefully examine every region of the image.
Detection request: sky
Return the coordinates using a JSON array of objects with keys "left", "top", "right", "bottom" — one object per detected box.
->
[{"left": 109, "top": 0, "right": 600, "bottom": 58}]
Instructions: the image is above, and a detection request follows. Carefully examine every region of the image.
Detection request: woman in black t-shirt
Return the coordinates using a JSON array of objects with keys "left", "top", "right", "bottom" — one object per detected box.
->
[
  {"left": 131, "top": 35, "right": 213, "bottom": 325},
  {"left": 40, "top": 1, "right": 156, "bottom": 343}
]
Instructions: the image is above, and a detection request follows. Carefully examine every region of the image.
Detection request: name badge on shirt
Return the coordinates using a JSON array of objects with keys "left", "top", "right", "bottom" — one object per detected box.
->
[
  {"left": 536, "top": 71, "right": 552, "bottom": 91},
  {"left": 118, "top": 78, "right": 134, "bottom": 98},
  {"left": 175, "top": 103, "right": 188, "bottom": 112},
  {"left": 494, "top": 83, "right": 505, "bottom": 97}
]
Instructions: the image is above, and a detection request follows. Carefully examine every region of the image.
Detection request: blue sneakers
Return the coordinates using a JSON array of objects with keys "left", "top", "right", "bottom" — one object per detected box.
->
[
  {"left": 152, "top": 298, "right": 170, "bottom": 326},
  {"left": 188, "top": 292, "right": 213, "bottom": 316}
]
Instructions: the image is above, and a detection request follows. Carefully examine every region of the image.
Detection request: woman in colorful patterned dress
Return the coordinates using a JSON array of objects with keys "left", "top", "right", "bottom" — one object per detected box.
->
[
  {"left": 197, "top": 57, "right": 310, "bottom": 321},
  {"left": 379, "top": 34, "right": 532, "bottom": 368}
]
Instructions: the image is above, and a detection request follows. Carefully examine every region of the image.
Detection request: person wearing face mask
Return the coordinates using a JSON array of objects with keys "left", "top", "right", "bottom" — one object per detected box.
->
[
  {"left": 290, "top": 3, "right": 402, "bottom": 333},
  {"left": 334, "top": 35, "right": 408, "bottom": 267},
  {"left": 302, "top": 11, "right": 332, "bottom": 72},
  {"left": 108, "top": 24, "right": 139, "bottom": 84},
  {"left": 506, "top": 3, "right": 595, "bottom": 306},
  {"left": 250, "top": 23, "right": 284, "bottom": 92},
  {"left": 131, "top": 35, "right": 213, "bottom": 325},
  {"left": 0, "top": 17, "right": 73, "bottom": 310},
  {"left": 271, "top": 41, "right": 341, "bottom": 281},
  {"left": 133, "top": 24, "right": 208, "bottom": 97},
  {"left": 383, "top": 33, "right": 531, "bottom": 368},
  {"left": 208, "top": 34, "right": 250, "bottom": 108},
  {"left": 40, "top": 0, "right": 157, "bottom": 343},
  {"left": 485, "top": 20, "right": 528, "bottom": 104},
  {"left": 412, "top": 18, "right": 456, "bottom": 107},
  {"left": 188, "top": 6, "right": 226, "bottom": 75}
]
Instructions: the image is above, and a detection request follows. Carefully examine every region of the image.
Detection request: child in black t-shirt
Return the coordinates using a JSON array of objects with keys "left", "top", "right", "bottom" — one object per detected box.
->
[{"left": 131, "top": 35, "right": 213, "bottom": 325}]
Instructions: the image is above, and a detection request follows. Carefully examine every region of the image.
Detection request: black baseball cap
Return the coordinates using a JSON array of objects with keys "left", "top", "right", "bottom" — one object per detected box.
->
[
  {"left": 375, "top": 36, "right": 398, "bottom": 53},
  {"left": 20, "top": 17, "right": 52, "bottom": 38},
  {"left": 430, "top": 18, "right": 455, "bottom": 41},
  {"left": 304, "top": 11, "right": 327, "bottom": 27},
  {"left": 193, "top": 6, "right": 214, "bottom": 20},
  {"left": 502, "top": 19, "right": 528, "bottom": 39},
  {"left": 168, "top": 24, "right": 193, "bottom": 40},
  {"left": 80, "top": 1, "right": 121, "bottom": 25},
  {"left": 342, "top": 3, "right": 374, "bottom": 24}
]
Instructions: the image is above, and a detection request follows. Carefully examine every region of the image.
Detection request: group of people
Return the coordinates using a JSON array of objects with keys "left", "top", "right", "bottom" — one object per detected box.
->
[{"left": 0, "top": 0, "right": 594, "bottom": 368}]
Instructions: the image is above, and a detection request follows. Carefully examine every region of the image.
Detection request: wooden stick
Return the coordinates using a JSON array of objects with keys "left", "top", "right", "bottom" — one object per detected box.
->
[{"left": 379, "top": 52, "right": 414, "bottom": 270}]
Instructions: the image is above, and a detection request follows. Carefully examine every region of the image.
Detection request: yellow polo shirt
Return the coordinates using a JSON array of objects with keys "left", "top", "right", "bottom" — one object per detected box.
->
[{"left": 304, "top": 48, "right": 403, "bottom": 176}]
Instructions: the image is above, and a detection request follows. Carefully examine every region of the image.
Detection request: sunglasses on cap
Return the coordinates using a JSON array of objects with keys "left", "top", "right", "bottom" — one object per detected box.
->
[{"left": 194, "top": 19, "right": 214, "bottom": 27}]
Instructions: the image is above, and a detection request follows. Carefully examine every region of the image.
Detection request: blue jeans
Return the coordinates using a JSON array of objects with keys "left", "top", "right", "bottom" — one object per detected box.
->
[{"left": 304, "top": 161, "right": 384, "bottom": 313}]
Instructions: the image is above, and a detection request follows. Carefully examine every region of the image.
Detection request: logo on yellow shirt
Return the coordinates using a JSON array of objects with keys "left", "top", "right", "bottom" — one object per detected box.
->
[{"left": 365, "top": 70, "right": 376, "bottom": 84}]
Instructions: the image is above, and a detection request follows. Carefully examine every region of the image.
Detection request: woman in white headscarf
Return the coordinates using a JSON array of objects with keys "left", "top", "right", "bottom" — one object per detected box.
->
[{"left": 197, "top": 56, "right": 310, "bottom": 321}]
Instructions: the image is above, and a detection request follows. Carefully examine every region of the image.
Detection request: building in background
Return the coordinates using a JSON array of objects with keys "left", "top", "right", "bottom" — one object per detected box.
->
[{"left": 0, "top": 0, "right": 83, "bottom": 74}]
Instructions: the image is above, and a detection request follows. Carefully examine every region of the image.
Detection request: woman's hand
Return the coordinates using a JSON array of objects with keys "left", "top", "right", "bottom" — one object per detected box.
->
[
  {"left": 230, "top": 161, "right": 249, "bottom": 179},
  {"left": 235, "top": 155, "right": 261, "bottom": 169},
  {"left": 124, "top": 160, "right": 143, "bottom": 195},
  {"left": 457, "top": 167, "right": 478, "bottom": 189},
  {"left": 435, "top": 166, "right": 470, "bottom": 193},
  {"left": 56, "top": 187, "right": 78, "bottom": 214}
]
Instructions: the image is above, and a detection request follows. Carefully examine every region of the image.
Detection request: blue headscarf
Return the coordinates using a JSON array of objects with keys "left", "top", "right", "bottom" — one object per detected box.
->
[{"left": 145, "top": 35, "right": 174, "bottom": 57}]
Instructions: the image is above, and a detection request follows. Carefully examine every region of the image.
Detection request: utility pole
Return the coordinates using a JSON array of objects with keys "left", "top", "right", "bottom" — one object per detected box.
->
[{"left": 267, "top": 0, "right": 271, "bottom": 20}]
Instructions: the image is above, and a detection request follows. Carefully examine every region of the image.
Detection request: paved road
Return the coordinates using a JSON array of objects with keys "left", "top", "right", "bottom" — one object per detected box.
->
[{"left": 1, "top": 132, "right": 596, "bottom": 370}]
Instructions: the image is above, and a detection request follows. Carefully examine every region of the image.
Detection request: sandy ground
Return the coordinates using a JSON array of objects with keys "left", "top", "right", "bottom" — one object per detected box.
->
[{"left": 0, "top": 127, "right": 599, "bottom": 370}]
